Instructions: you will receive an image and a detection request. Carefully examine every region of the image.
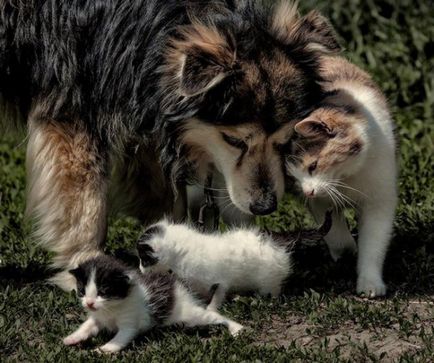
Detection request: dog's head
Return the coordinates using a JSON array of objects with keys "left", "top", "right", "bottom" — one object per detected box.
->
[{"left": 159, "top": 1, "right": 341, "bottom": 215}]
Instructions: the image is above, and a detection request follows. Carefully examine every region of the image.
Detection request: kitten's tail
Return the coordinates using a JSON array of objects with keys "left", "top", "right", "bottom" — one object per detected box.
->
[
  {"left": 317, "top": 210, "right": 333, "bottom": 237},
  {"left": 267, "top": 210, "right": 333, "bottom": 252}
]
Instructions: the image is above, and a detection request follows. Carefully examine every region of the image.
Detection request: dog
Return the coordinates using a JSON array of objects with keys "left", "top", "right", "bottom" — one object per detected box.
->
[{"left": 0, "top": 0, "right": 341, "bottom": 289}]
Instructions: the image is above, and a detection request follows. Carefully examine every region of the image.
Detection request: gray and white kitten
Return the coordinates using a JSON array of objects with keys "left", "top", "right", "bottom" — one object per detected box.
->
[
  {"left": 63, "top": 255, "right": 243, "bottom": 353},
  {"left": 137, "top": 214, "right": 331, "bottom": 311}
]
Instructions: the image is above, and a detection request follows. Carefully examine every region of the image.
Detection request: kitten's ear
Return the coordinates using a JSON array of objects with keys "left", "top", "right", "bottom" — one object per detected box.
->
[
  {"left": 271, "top": 2, "right": 341, "bottom": 54},
  {"left": 294, "top": 119, "right": 335, "bottom": 138},
  {"left": 68, "top": 267, "right": 82, "bottom": 279},
  {"left": 137, "top": 243, "right": 159, "bottom": 267},
  {"left": 167, "top": 22, "right": 237, "bottom": 97}
]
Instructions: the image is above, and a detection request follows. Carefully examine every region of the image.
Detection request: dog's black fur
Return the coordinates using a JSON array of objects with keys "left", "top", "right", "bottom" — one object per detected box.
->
[
  {"left": 0, "top": 0, "right": 338, "bottom": 180},
  {"left": 0, "top": 0, "right": 340, "bottom": 276}
]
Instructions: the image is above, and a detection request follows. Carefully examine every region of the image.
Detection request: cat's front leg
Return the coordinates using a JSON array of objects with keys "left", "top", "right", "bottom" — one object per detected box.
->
[
  {"left": 97, "top": 327, "right": 139, "bottom": 353},
  {"left": 309, "top": 199, "right": 357, "bottom": 260},
  {"left": 356, "top": 195, "right": 396, "bottom": 298},
  {"left": 63, "top": 316, "right": 100, "bottom": 346}
]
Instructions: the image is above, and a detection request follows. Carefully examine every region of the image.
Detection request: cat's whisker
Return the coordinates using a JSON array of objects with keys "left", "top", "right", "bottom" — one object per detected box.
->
[
  {"left": 327, "top": 181, "right": 368, "bottom": 199},
  {"left": 329, "top": 185, "right": 356, "bottom": 209},
  {"left": 324, "top": 186, "right": 341, "bottom": 211}
]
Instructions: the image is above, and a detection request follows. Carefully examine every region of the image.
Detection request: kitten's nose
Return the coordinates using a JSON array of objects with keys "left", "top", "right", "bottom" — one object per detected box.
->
[{"left": 86, "top": 300, "right": 96, "bottom": 310}]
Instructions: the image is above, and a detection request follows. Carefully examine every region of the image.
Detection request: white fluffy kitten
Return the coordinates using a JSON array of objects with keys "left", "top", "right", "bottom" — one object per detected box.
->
[
  {"left": 137, "top": 216, "right": 331, "bottom": 311},
  {"left": 63, "top": 255, "right": 243, "bottom": 353},
  {"left": 286, "top": 56, "right": 398, "bottom": 297}
]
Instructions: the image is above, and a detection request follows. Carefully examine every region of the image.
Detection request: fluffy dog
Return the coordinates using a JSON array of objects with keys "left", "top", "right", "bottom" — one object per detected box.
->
[{"left": 0, "top": 0, "right": 340, "bottom": 289}]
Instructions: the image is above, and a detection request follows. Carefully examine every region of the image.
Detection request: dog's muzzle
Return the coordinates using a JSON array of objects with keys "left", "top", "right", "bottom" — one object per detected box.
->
[{"left": 249, "top": 193, "right": 277, "bottom": 215}]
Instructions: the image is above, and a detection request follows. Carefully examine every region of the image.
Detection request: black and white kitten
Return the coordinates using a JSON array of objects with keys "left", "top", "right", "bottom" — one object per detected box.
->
[
  {"left": 64, "top": 255, "right": 243, "bottom": 353},
  {"left": 137, "top": 213, "right": 331, "bottom": 311}
]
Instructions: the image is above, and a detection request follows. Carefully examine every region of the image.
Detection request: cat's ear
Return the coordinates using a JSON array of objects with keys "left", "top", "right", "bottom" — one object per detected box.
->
[
  {"left": 167, "top": 22, "right": 237, "bottom": 97},
  {"left": 294, "top": 119, "right": 336, "bottom": 138}
]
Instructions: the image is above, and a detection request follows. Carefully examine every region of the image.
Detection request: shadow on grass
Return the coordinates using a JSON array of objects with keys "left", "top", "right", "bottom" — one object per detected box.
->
[
  {"left": 284, "top": 226, "right": 434, "bottom": 297},
  {"left": 0, "top": 261, "right": 53, "bottom": 288}
]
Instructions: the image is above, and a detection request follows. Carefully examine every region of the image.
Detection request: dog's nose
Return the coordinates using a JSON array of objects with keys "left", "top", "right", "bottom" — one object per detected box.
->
[{"left": 249, "top": 194, "right": 277, "bottom": 215}]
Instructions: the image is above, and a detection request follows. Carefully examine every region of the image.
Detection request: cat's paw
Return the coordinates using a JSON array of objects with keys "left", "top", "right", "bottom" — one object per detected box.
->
[
  {"left": 63, "top": 333, "right": 85, "bottom": 346},
  {"left": 357, "top": 275, "right": 386, "bottom": 298},
  {"left": 228, "top": 322, "right": 244, "bottom": 337}
]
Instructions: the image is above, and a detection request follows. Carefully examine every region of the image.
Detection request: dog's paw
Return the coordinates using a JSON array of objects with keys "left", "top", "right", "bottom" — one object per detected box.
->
[{"left": 357, "top": 274, "right": 386, "bottom": 298}]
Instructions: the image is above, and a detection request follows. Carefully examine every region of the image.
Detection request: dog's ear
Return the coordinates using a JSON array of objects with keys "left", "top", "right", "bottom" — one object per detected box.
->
[
  {"left": 168, "top": 23, "right": 237, "bottom": 97},
  {"left": 271, "top": 1, "right": 341, "bottom": 54}
]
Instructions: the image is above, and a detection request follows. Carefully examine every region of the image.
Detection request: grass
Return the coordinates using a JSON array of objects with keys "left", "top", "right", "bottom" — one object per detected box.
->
[{"left": 1, "top": 0, "right": 434, "bottom": 361}]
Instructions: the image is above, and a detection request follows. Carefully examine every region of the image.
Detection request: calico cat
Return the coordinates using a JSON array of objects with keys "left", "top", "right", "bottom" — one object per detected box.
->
[
  {"left": 137, "top": 213, "right": 331, "bottom": 311},
  {"left": 286, "top": 56, "right": 398, "bottom": 297},
  {"left": 63, "top": 255, "right": 243, "bottom": 353}
]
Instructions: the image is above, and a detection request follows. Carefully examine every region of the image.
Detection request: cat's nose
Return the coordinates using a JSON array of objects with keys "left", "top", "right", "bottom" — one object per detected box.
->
[
  {"left": 304, "top": 188, "right": 315, "bottom": 197},
  {"left": 86, "top": 300, "right": 96, "bottom": 310}
]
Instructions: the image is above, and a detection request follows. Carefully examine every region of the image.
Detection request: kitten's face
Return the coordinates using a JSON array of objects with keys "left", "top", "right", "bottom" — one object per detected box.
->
[
  {"left": 137, "top": 225, "right": 170, "bottom": 275},
  {"left": 287, "top": 107, "right": 367, "bottom": 198},
  {"left": 69, "top": 257, "right": 131, "bottom": 312}
]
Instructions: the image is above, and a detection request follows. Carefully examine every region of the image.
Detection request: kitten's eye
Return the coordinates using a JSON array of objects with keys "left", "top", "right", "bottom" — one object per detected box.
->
[
  {"left": 221, "top": 133, "right": 247, "bottom": 151},
  {"left": 76, "top": 285, "right": 85, "bottom": 297},
  {"left": 308, "top": 161, "right": 318, "bottom": 175},
  {"left": 98, "top": 286, "right": 109, "bottom": 296}
]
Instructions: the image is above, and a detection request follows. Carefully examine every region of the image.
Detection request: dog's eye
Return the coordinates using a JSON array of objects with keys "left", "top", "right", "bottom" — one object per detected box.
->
[
  {"left": 221, "top": 133, "right": 247, "bottom": 150},
  {"left": 308, "top": 161, "right": 318, "bottom": 175}
]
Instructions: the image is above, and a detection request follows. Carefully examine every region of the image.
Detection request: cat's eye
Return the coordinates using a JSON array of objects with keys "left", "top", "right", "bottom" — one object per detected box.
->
[
  {"left": 221, "top": 133, "right": 247, "bottom": 151},
  {"left": 308, "top": 161, "right": 318, "bottom": 175}
]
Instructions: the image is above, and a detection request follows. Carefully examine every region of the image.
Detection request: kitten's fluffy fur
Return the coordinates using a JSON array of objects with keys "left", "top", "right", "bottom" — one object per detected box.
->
[
  {"left": 137, "top": 216, "right": 331, "bottom": 310},
  {"left": 64, "top": 255, "right": 243, "bottom": 353},
  {"left": 287, "top": 55, "right": 398, "bottom": 297}
]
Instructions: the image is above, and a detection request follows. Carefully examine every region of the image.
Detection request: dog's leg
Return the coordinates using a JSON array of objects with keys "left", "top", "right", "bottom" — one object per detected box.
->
[{"left": 26, "top": 117, "right": 108, "bottom": 290}]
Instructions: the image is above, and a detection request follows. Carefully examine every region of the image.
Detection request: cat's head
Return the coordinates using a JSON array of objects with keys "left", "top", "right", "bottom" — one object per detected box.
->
[
  {"left": 136, "top": 224, "right": 171, "bottom": 274},
  {"left": 287, "top": 104, "right": 368, "bottom": 199},
  {"left": 69, "top": 255, "right": 132, "bottom": 312}
]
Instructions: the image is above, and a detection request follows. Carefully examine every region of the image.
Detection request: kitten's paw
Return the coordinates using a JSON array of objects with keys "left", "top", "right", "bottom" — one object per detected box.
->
[
  {"left": 95, "top": 343, "right": 123, "bottom": 354},
  {"left": 206, "top": 304, "right": 219, "bottom": 312},
  {"left": 357, "top": 275, "right": 386, "bottom": 298},
  {"left": 228, "top": 322, "right": 244, "bottom": 337},
  {"left": 63, "top": 334, "right": 85, "bottom": 346}
]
